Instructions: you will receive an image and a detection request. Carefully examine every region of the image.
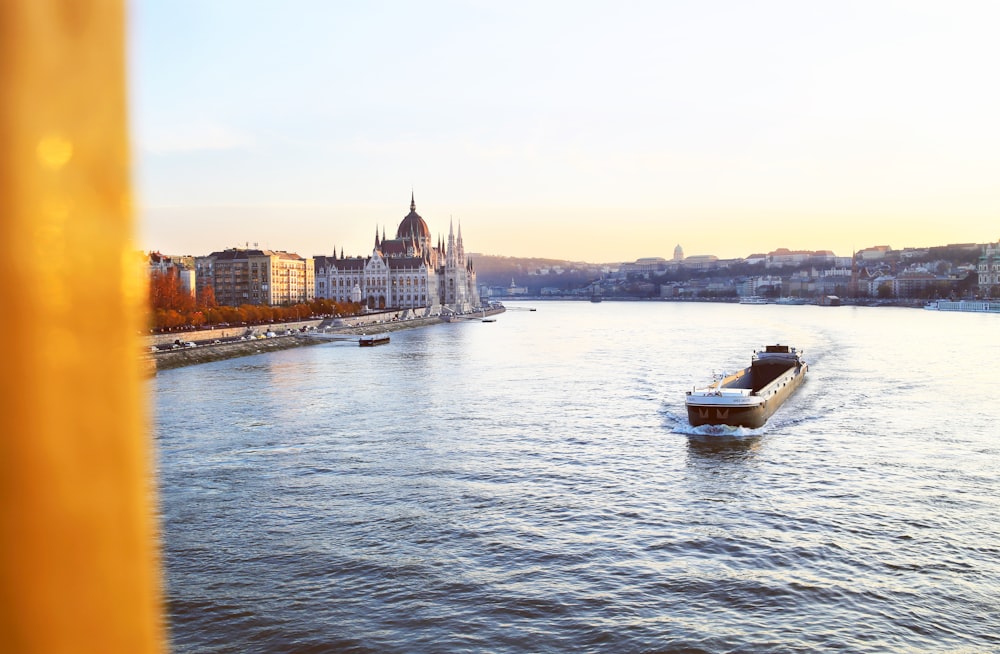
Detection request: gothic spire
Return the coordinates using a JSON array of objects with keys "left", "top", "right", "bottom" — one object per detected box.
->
[{"left": 410, "top": 190, "right": 416, "bottom": 213}]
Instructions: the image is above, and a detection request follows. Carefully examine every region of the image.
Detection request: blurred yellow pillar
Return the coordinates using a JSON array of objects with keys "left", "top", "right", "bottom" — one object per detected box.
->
[{"left": 0, "top": 1, "right": 164, "bottom": 652}]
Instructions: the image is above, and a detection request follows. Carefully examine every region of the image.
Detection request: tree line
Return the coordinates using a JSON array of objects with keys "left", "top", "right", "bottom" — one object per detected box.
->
[{"left": 148, "top": 270, "right": 362, "bottom": 332}]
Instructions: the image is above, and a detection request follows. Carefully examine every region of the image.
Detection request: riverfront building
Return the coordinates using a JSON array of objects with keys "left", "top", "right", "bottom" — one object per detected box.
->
[
  {"left": 314, "top": 194, "right": 479, "bottom": 313},
  {"left": 148, "top": 251, "right": 196, "bottom": 298},
  {"left": 195, "top": 248, "right": 315, "bottom": 307},
  {"left": 978, "top": 241, "right": 1000, "bottom": 296}
]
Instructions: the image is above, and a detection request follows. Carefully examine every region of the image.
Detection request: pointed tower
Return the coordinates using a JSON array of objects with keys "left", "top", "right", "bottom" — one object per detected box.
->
[
  {"left": 849, "top": 249, "right": 858, "bottom": 298},
  {"left": 457, "top": 220, "right": 465, "bottom": 266},
  {"left": 447, "top": 217, "right": 457, "bottom": 269}
]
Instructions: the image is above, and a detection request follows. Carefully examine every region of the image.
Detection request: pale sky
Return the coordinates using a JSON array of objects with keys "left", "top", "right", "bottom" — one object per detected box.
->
[{"left": 130, "top": 0, "right": 1000, "bottom": 262}]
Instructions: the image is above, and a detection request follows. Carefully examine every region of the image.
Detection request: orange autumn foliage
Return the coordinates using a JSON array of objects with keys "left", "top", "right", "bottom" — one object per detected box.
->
[{"left": 148, "top": 271, "right": 361, "bottom": 331}]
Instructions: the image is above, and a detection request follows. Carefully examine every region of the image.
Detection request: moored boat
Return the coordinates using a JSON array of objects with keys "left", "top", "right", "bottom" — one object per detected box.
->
[
  {"left": 924, "top": 300, "right": 1000, "bottom": 313},
  {"left": 359, "top": 334, "right": 390, "bottom": 347},
  {"left": 685, "top": 344, "right": 807, "bottom": 428},
  {"left": 739, "top": 296, "right": 768, "bottom": 305}
]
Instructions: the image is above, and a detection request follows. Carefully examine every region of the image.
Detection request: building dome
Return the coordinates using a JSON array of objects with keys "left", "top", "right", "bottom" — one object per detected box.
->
[{"left": 397, "top": 192, "right": 431, "bottom": 241}]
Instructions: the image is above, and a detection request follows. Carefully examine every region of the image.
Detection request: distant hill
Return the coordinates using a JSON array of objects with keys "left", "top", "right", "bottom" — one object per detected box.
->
[{"left": 469, "top": 254, "right": 608, "bottom": 292}]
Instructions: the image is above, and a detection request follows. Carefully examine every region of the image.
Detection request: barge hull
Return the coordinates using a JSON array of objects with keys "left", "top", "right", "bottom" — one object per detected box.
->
[
  {"left": 685, "top": 345, "right": 807, "bottom": 428},
  {"left": 687, "top": 400, "right": 767, "bottom": 429},
  {"left": 686, "top": 366, "right": 806, "bottom": 428}
]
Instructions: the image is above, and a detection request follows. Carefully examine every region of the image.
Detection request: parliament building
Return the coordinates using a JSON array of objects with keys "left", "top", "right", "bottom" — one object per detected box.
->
[{"left": 314, "top": 194, "right": 479, "bottom": 314}]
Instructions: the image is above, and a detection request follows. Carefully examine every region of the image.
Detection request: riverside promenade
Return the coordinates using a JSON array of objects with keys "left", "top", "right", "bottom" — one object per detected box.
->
[{"left": 146, "top": 306, "right": 504, "bottom": 373}]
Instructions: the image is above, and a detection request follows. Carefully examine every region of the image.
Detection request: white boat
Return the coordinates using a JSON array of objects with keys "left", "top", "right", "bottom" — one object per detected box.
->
[
  {"left": 685, "top": 345, "right": 808, "bottom": 429},
  {"left": 739, "top": 296, "right": 769, "bottom": 305},
  {"left": 924, "top": 300, "right": 1000, "bottom": 313}
]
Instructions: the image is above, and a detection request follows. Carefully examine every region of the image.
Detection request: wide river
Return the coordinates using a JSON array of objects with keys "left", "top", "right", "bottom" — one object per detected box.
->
[{"left": 153, "top": 301, "right": 999, "bottom": 653}]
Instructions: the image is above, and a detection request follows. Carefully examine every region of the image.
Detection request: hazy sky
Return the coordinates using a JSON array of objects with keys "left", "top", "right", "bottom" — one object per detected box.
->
[{"left": 131, "top": 0, "right": 1000, "bottom": 262}]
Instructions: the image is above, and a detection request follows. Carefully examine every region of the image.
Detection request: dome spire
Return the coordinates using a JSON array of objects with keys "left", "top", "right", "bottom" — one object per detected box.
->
[{"left": 410, "top": 189, "right": 416, "bottom": 213}]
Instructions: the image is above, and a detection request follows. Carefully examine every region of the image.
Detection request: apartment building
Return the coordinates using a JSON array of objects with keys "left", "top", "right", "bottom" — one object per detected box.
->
[{"left": 195, "top": 248, "right": 314, "bottom": 306}]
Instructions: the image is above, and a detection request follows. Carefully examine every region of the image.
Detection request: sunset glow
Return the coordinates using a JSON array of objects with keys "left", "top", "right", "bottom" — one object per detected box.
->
[{"left": 131, "top": 1, "right": 1000, "bottom": 261}]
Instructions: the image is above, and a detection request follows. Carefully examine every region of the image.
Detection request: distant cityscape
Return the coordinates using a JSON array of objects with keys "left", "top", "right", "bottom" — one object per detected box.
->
[
  {"left": 147, "top": 198, "right": 1000, "bottom": 311},
  {"left": 475, "top": 241, "right": 1000, "bottom": 304}
]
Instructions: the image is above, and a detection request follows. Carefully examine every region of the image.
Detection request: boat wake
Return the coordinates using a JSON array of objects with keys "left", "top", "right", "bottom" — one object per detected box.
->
[
  {"left": 675, "top": 423, "right": 765, "bottom": 438},
  {"left": 661, "top": 407, "right": 765, "bottom": 438}
]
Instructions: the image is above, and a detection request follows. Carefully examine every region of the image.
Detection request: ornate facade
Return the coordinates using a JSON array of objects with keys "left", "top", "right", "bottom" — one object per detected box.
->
[
  {"left": 978, "top": 241, "right": 1000, "bottom": 296},
  {"left": 314, "top": 194, "right": 479, "bottom": 313}
]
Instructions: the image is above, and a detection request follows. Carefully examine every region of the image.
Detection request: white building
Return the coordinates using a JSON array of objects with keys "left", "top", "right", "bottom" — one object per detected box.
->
[
  {"left": 978, "top": 241, "right": 1000, "bottom": 295},
  {"left": 314, "top": 194, "right": 479, "bottom": 313},
  {"left": 741, "top": 275, "right": 783, "bottom": 297}
]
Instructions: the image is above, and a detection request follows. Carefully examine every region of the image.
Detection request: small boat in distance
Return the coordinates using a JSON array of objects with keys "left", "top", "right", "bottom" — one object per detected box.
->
[
  {"left": 359, "top": 334, "right": 390, "bottom": 347},
  {"left": 685, "top": 345, "right": 807, "bottom": 429},
  {"left": 739, "top": 296, "right": 768, "bottom": 305}
]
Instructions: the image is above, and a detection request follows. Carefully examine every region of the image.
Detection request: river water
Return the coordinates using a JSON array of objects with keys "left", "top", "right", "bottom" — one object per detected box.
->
[{"left": 153, "top": 301, "right": 1000, "bottom": 653}]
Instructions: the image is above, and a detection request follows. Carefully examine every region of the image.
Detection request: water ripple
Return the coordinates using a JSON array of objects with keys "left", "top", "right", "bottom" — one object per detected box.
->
[{"left": 155, "top": 302, "right": 1000, "bottom": 653}]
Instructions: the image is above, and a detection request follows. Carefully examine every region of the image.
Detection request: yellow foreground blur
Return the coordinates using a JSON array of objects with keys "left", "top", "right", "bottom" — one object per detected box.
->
[{"left": 0, "top": 2, "right": 163, "bottom": 651}]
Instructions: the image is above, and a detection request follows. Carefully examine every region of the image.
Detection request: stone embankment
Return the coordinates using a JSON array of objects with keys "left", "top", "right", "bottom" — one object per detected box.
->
[
  {"left": 149, "top": 334, "right": 325, "bottom": 372},
  {"left": 147, "top": 319, "right": 325, "bottom": 347},
  {"left": 147, "top": 314, "right": 448, "bottom": 373},
  {"left": 146, "top": 307, "right": 505, "bottom": 374}
]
